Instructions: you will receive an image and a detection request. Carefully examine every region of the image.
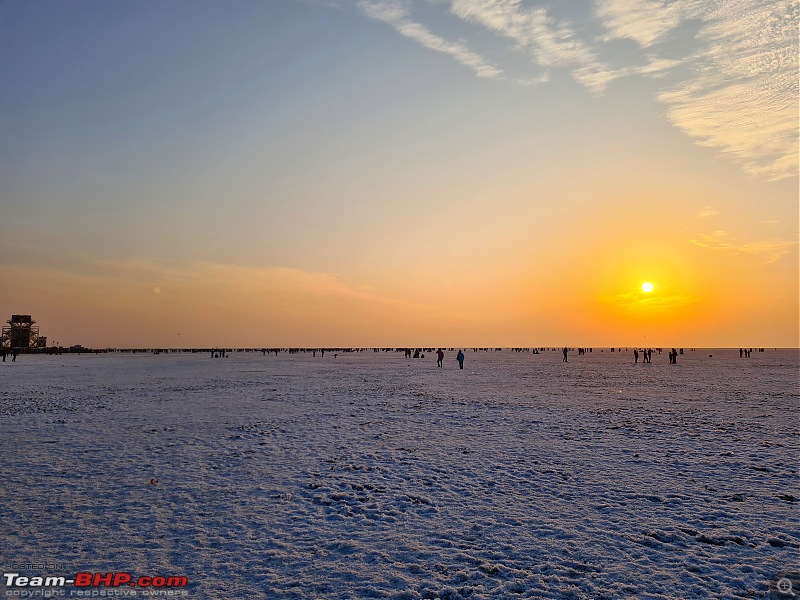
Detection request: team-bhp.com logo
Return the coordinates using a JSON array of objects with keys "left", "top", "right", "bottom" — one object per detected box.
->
[{"left": 4, "top": 572, "right": 188, "bottom": 596}]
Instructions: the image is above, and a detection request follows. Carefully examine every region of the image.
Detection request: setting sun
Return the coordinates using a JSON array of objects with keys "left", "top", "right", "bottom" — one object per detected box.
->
[{"left": 641, "top": 281, "right": 654, "bottom": 293}]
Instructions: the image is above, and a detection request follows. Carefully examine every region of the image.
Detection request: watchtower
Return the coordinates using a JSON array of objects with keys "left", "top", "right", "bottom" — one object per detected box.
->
[{"left": 1, "top": 315, "right": 44, "bottom": 350}]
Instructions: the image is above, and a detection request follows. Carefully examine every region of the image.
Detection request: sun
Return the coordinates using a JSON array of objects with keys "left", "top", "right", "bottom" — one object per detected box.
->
[{"left": 641, "top": 281, "right": 654, "bottom": 293}]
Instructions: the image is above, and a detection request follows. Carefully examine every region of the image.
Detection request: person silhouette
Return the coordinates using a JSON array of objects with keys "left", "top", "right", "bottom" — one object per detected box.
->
[
  {"left": 562, "top": 347, "right": 568, "bottom": 362},
  {"left": 437, "top": 348, "right": 444, "bottom": 368},
  {"left": 456, "top": 350, "right": 465, "bottom": 369}
]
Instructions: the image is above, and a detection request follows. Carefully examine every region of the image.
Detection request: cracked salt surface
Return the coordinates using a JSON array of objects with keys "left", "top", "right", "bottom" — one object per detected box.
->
[{"left": 1, "top": 348, "right": 797, "bottom": 598}]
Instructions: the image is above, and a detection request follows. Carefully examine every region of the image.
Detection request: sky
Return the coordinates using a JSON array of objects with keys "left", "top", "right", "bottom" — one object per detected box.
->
[{"left": 0, "top": 0, "right": 797, "bottom": 348}]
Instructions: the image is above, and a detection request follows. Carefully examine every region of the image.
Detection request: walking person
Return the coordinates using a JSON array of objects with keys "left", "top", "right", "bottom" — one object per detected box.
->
[
  {"left": 562, "top": 347, "right": 568, "bottom": 362},
  {"left": 436, "top": 348, "right": 444, "bottom": 368},
  {"left": 456, "top": 349, "right": 465, "bottom": 370}
]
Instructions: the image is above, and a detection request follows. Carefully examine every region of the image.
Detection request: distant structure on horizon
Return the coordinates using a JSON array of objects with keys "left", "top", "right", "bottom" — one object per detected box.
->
[{"left": 1, "top": 315, "right": 47, "bottom": 350}]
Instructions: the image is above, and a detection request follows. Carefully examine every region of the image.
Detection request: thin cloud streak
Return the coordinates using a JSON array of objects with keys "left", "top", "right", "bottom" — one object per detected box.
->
[
  {"left": 449, "top": 0, "right": 615, "bottom": 92},
  {"left": 595, "top": 0, "right": 698, "bottom": 47},
  {"left": 657, "top": 0, "right": 799, "bottom": 180},
  {"left": 598, "top": 290, "right": 701, "bottom": 309},
  {"left": 697, "top": 206, "right": 719, "bottom": 218},
  {"left": 690, "top": 230, "right": 798, "bottom": 264},
  {"left": 89, "top": 257, "right": 424, "bottom": 307},
  {"left": 357, "top": 0, "right": 502, "bottom": 79}
]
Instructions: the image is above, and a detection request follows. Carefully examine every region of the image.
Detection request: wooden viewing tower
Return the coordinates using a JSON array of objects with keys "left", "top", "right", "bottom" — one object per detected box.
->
[{"left": 1, "top": 315, "right": 47, "bottom": 350}]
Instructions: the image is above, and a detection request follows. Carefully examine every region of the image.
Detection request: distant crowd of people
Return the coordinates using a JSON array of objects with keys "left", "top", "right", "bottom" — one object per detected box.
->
[
  {"left": 632, "top": 347, "right": 685, "bottom": 364},
  {"left": 2, "top": 344, "right": 771, "bottom": 368}
]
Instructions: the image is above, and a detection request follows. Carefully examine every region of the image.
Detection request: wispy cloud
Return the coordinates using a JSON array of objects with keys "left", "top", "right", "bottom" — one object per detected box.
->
[
  {"left": 689, "top": 229, "right": 737, "bottom": 249},
  {"left": 690, "top": 230, "right": 797, "bottom": 263},
  {"left": 345, "top": 0, "right": 797, "bottom": 180},
  {"left": 697, "top": 206, "right": 719, "bottom": 218},
  {"left": 599, "top": 288, "right": 701, "bottom": 309},
  {"left": 595, "top": 0, "right": 697, "bottom": 47},
  {"left": 357, "top": 0, "right": 502, "bottom": 79},
  {"left": 593, "top": 0, "right": 798, "bottom": 179},
  {"left": 90, "top": 257, "right": 391, "bottom": 301},
  {"left": 360, "top": 0, "right": 691, "bottom": 92},
  {"left": 736, "top": 239, "right": 799, "bottom": 263},
  {"left": 449, "top": 0, "right": 615, "bottom": 92},
  {"left": 656, "top": 0, "right": 799, "bottom": 180}
]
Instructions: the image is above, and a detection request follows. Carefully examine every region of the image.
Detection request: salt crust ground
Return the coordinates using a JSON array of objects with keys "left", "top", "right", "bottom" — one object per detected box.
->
[{"left": 1, "top": 349, "right": 797, "bottom": 599}]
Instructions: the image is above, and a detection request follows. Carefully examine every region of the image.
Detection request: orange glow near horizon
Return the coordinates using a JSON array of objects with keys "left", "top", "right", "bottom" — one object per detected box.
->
[
  {"left": 0, "top": 190, "right": 796, "bottom": 349},
  {"left": 0, "top": 235, "right": 797, "bottom": 349}
]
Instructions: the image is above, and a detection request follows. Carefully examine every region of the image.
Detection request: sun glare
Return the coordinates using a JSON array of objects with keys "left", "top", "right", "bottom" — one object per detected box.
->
[{"left": 641, "top": 281, "right": 654, "bottom": 293}]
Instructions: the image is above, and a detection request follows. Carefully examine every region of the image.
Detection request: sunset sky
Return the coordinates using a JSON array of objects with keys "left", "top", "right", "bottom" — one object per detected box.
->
[{"left": 1, "top": 0, "right": 797, "bottom": 348}]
